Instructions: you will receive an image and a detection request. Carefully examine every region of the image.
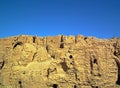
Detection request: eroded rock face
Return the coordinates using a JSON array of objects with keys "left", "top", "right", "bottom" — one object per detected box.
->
[{"left": 0, "top": 35, "right": 120, "bottom": 88}]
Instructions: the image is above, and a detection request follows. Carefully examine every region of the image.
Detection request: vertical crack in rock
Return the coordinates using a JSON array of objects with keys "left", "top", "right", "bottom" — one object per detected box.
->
[
  {"left": 60, "top": 35, "right": 64, "bottom": 48},
  {"left": 90, "top": 58, "right": 93, "bottom": 74},
  {"left": 47, "top": 68, "right": 50, "bottom": 78},
  {"left": 0, "top": 60, "right": 5, "bottom": 70},
  {"left": 61, "top": 35, "right": 64, "bottom": 42},
  {"left": 32, "top": 52, "right": 37, "bottom": 61},
  {"left": 114, "top": 58, "right": 120, "bottom": 85},
  {"left": 46, "top": 45, "right": 49, "bottom": 53},
  {"left": 33, "top": 36, "right": 36, "bottom": 43},
  {"left": 93, "top": 58, "right": 97, "bottom": 64},
  {"left": 74, "top": 70, "right": 78, "bottom": 80},
  {"left": 113, "top": 40, "right": 120, "bottom": 85}
]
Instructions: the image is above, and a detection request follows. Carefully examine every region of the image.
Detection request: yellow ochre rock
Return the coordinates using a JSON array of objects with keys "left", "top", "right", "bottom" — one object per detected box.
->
[{"left": 0, "top": 35, "right": 120, "bottom": 88}]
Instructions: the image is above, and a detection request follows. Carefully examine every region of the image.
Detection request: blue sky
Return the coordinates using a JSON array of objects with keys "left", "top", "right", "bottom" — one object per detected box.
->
[{"left": 0, "top": 0, "right": 120, "bottom": 38}]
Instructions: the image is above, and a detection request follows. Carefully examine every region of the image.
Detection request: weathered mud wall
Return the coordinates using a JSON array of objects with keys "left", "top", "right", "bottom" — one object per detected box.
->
[{"left": 0, "top": 35, "right": 120, "bottom": 88}]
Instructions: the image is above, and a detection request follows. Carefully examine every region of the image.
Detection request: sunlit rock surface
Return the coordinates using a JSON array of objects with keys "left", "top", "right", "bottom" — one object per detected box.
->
[{"left": 0, "top": 35, "right": 120, "bottom": 88}]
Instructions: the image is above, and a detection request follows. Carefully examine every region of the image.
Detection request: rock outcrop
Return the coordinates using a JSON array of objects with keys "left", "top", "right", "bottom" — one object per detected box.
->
[{"left": 0, "top": 35, "right": 120, "bottom": 88}]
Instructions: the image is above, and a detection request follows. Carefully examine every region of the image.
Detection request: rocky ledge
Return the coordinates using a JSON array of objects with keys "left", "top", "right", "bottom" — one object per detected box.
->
[{"left": 0, "top": 35, "right": 120, "bottom": 88}]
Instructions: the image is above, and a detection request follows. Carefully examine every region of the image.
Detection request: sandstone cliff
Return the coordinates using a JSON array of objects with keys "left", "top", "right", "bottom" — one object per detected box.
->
[{"left": 0, "top": 35, "right": 120, "bottom": 88}]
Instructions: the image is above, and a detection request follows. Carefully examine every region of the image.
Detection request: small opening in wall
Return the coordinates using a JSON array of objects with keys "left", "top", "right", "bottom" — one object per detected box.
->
[
  {"left": 93, "top": 59, "right": 97, "bottom": 64},
  {"left": 33, "top": 36, "right": 36, "bottom": 43},
  {"left": 51, "top": 55, "right": 55, "bottom": 59},
  {"left": 53, "top": 84, "right": 58, "bottom": 88},
  {"left": 18, "top": 81, "right": 21, "bottom": 84},
  {"left": 69, "top": 55, "right": 73, "bottom": 59},
  {"left": 74, "top": 85, "right": 77, "bottom": 88},
  {"left": 61, "top": 35, "right": 64, "bottom": 42},
  {"left": 60, "top": 43, "right": 64, "bottom": 48},
  {"left": 92, "top": 86, "right": 98, "bottom": 88}
]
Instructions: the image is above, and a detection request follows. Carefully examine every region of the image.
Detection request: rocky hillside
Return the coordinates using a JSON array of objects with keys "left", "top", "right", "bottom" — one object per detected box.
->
[{"left": 0, "top": 35, "right": 120, "bottom": 88}]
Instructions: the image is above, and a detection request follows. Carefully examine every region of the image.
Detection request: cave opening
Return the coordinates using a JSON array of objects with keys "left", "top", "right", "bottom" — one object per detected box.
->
[
  {"left": 92, "top": 86, "right": 98, "bottom": 88},
  {"left": 60, "top": 43, "right": 64, "bottom": 48},
  {"left": 33, "top": 36, "right": 36, "bottom": 43},
  {"left": 93, "top": 58, "right": 97, "bottom": 64},
  {"left": 53, "top": 84, "right": 58, "bottom": 88},
  {"left": 74, "top": 85, "right": 77, "bottom": 88},
  {"left": 69, "top": 55, "right": 73, "bottom": 59}
]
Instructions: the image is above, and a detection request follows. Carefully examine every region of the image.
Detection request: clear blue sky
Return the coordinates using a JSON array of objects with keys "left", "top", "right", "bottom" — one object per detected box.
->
[{"left": 0, "top": 0, "right": 120, "bottom": 38}]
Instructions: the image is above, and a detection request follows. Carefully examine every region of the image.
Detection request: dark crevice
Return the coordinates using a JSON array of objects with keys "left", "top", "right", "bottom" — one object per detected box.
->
[
  {"left": 47, "top": 68, "right": 56, "bottom": 78},
  {"left": 93, "top": 59, "right": 97, "bottom": 64},
  {"left": 92, "top": 86, "right": 98, "bottom": 88},
  {"left": 60, "top": 35, "right": 64, "bottom": 48},
  {"left": 114, "top": 51, "right": 117, "bottom": 56},
  {"left": 84, "top": 37, "right": 87, "bottom": 40},
  {"left": 46, "top": 45, "right": 49, "bottom": 53},
  {"left": 113, "top": 42, "right": 120, "bottom": 85},
  {"left": 61, "top": 35, "right": 64, "bottom": 42},
  {"left": 117, "top": 75, "right": 120, "bottom": 85},
  {"left": 90, "top": 58, "right": 93, "bottom": 74},
  {"left": 51, "top": 55, "right": 55, "bottom": 59},
  {"left": 47, "top": 68, "right": 50, "bottom": 78},
  {"left": 32, "top": 52, "right": 37, "bottom": 61},
  {"left": 53, "top": 84, "right": 58, "bottom": 88},
  {"left": 33, "top": 36, "right": 36, "bottom": 43},
  {"left": 74, "top": 71, "right": 78, "bottom": 80},
  {"left": 13, "top": 42, "right": 23, "bottom": 49},
  {"left": 60, "top": 61, "right": 68, "bottom": 72},
  {"left": 18, "top": 81, "right": 22, "bottom": 88},
  {"left": 69, "top": 55, "right": 73, "bottom": 59},
  {"left": 74, "top": 85, "right": 77, "bottom": 88},
  {"left": 0, "top": 60, "right": 5, "bottom": 70},
  {"left": 114, "top": 58, "right": 120, "bottom": 85},
  {"left": 60, "top": 43, "right": 64, "bottom": 48}
]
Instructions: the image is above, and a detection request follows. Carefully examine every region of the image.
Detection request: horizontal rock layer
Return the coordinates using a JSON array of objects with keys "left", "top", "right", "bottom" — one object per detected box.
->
[{"left": 0, "top": 35, "right": 120, "bottom": 88}]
